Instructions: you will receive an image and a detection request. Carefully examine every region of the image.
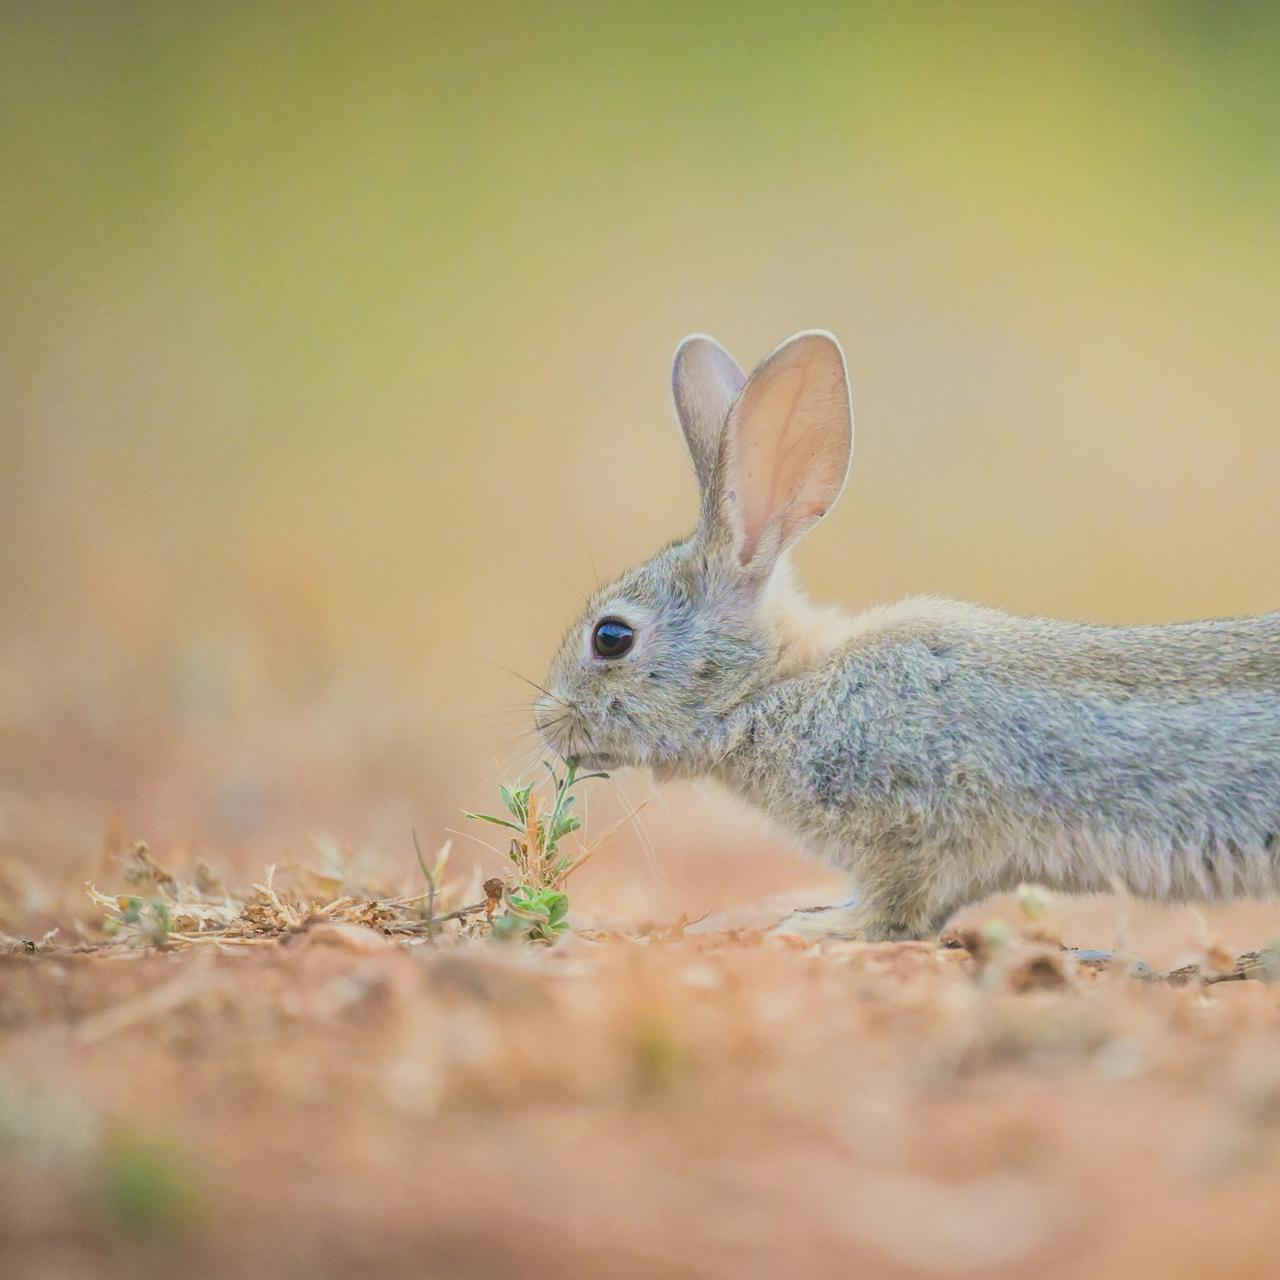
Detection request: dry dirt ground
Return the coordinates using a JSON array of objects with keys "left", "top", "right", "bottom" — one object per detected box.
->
[{"left": 5, "top": 859, "right": 1280, "bottom": 1280}]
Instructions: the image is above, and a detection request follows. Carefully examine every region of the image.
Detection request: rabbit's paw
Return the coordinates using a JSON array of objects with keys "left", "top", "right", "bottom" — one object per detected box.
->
[
  {"left": 773, "top": 898, "right": 872, "bottom": 942},
  {"left": 772, "top": 897, "right": 926, "bottom": 943}
]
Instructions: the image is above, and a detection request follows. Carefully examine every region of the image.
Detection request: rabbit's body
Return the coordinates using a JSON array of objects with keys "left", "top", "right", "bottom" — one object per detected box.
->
[
  {"left": 715, "top": 589, "right": 1280, "bottom": 939},
  {"left": 538, "top": 329, "right": 1280, "bottom": 940}
]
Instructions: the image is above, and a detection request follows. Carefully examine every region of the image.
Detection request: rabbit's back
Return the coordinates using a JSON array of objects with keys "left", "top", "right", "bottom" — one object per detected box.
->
[{"left": 731, "top": 600, "right": 1280, "bottom": 906}]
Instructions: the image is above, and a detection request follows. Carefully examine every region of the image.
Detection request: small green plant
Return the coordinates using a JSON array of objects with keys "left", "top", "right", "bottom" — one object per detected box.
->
[
  {"left": 1015, "top": 882, "right": 1052, "bottom": 919},
  {"left": 492, "top": 886, "right": 570, "bottom": 942},
  {"left": 412, "top": 832, "right": 452, "bottom": 943},
  {"left": 631, "top": 1019, "right": 691, "bottom": 1095},
  {"left": 982, "top": 918, "right": 1012, "bottom": 948},
  {"left": 1259, "top": 938, "right": 1280, "bottom": 983},
  {"left": 465, "top": 756, "right": 608, "bottom": 943},
  {"left": 96, "top": 1134, "right": 196, "bottom": 1238},
  {"left": 103, "top": 896, "right": 172, "bottom": 947}
]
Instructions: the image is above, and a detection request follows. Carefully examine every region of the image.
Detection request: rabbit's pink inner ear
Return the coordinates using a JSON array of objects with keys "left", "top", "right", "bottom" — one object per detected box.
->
[
  {"left": 672, "top": 335, "right": 746, "bottom": 499},
  {"left": 722, "top": 333, "right": 853, "bottom": 570}
]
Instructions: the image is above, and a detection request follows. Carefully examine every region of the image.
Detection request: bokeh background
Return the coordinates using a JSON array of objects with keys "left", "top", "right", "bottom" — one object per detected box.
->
[{"left": 3, "top": 1, "right": 1278, "bottom": 936}]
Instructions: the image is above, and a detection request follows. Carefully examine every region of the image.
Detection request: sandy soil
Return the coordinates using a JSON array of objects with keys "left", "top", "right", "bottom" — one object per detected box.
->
[{"left": 4, "top": 882, "right": 1280, "bottom": 1280}]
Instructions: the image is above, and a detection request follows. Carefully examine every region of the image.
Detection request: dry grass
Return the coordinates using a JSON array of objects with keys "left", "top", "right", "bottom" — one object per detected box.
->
[{"left": 76, "top": 840, "right": 486, "bottom": 952}]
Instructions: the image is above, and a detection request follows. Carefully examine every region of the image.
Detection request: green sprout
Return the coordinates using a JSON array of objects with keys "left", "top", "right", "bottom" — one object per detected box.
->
[
  {"left": 412, "top": 832, "right": 452, "bottom": 944},
  {"left": 465, "top": 756, "right": 609, "bottom": 943}
]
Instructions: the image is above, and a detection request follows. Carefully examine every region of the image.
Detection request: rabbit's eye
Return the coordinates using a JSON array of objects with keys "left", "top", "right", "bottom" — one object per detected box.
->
[{"left": 592, "top": 618, "right": 634, "bottom": 660}]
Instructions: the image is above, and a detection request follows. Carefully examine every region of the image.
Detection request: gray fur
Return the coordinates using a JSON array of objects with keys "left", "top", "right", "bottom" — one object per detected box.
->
[{"left": 537, "top": 330, "right": 1280, "bottom": 941}]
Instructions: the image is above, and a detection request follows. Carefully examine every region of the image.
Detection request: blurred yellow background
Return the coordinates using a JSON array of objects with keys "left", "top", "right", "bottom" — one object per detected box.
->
[{"left": 2, "top": 2, "right": 1278, "bottom": 930}]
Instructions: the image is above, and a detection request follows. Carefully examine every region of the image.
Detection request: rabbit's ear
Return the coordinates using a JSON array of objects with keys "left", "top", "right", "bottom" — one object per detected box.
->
[
  {"left": 717, "top": 330, "right": 852, "bottom": 573},
  {"left": 672, "top": 334, "right": 746, "bottom": 498}
]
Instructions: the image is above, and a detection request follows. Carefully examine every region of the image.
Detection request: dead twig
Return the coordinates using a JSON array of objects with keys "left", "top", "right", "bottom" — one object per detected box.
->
[{"left": 384, "top": 900, "right": 488, "bottom": 934}]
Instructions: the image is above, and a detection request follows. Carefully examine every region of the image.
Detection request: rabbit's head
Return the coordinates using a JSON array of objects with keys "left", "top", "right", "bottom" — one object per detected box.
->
[{"left": 536, "top": 330, "right": 853, "bottom": 775}]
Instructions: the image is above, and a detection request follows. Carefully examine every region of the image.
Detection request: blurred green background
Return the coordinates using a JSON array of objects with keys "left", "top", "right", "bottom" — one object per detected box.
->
[{"left": 2, "top": 2, "right": 1278, "bottom": 923}]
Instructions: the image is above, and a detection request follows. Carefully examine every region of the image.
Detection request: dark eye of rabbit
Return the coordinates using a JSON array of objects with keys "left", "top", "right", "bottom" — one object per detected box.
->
[{"left": 592, "top": 618, "right": 634, "bottom": 660}]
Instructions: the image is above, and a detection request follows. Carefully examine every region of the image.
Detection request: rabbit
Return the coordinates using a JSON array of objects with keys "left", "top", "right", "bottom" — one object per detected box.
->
[{"left": 535, "top": 329, "right": 1280, "bottom": 941}]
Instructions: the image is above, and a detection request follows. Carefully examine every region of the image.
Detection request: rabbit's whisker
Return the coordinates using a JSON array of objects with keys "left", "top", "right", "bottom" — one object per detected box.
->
[{"left": 483, "top": 661, "right": 571, "bottom": 709}]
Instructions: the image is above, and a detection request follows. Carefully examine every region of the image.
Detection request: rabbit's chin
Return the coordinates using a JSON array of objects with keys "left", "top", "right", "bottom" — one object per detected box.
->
[
  {"left": 649, "top": 760, "right": 689, "bottom": 784},
  {"left": 571, "top": 752, "right": 686, "bottom": 783}
]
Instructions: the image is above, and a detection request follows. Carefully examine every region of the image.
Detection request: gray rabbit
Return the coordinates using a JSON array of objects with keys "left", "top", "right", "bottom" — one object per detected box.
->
[{"left": 536, "top": 330, "right": 1280, "bottom": 940}]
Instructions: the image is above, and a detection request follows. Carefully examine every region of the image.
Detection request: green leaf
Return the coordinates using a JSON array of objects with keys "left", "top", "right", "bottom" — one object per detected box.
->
[
  {"left": 491, "top": 913, "right": 522, "bottom": 940},
  {"left": 149, "top": 899, "right": 172, "bottom": 943},
  {"left": 548, "top": 814, "right": 580, "bottom": 848},
  {"left": 412, "top": 828, "right": 431, "bottom": 884},
  {"left": 498, "top": 784, "right": 520, "bottom": 819},
  {"left": 463, "top": 811, "right": 523, "bottom": 833}
]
